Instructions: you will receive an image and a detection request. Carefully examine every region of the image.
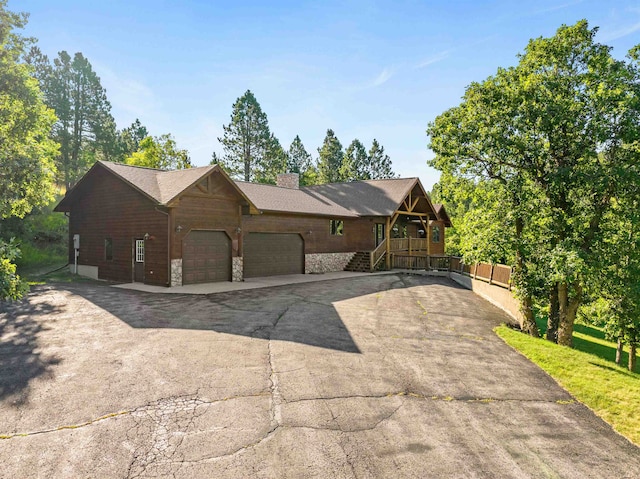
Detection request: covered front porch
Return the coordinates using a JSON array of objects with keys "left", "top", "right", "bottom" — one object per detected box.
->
[
  {"left": 345, "top": 237, "right": 451, "bottom": 273},
  {"left": 344, "top": 179, "right": 449, "bottom": 272}
]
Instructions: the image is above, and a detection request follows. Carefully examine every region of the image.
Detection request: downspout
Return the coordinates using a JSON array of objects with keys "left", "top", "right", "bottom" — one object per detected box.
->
[{"left": 155, "top": 207, "right": 170, "bottom": 287}]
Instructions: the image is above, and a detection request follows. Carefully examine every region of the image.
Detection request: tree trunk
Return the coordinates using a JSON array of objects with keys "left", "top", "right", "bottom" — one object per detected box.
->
[
  {"left": 513, "top": 214, "right": 538, "bottom": 337},
  {"left": 616, "top": 338, "right": 623, "bottom": 365},
  {"left": 520, "top": 294, "right": 540, "bottom": 337},
  {"left": 547, "top": 284, "right": 559, "bottom": 343},
  {"left": 629, "top": 343, "right": 637, "bottom": 372},
  {"left": 557, "top": 281, "right": 582, "bottom": 347}
]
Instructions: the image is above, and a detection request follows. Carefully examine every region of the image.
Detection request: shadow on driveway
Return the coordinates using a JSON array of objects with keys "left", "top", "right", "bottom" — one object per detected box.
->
[
  {"left": 0, "top": 295, "right": 62, "bottom": 405},
  {"left": 58, "top": 276, "right": 416, "bottom": 354}
]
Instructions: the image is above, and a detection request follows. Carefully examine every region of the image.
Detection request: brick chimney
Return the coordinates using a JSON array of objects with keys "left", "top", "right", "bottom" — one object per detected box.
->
[{"left": 276, "top": 173, "right": 300, "bottom": 189}]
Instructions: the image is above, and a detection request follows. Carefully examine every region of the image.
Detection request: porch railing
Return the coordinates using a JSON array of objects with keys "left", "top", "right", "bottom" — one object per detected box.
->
[{"left": 389, "top": 237, "right": 428, "bottom": 254}]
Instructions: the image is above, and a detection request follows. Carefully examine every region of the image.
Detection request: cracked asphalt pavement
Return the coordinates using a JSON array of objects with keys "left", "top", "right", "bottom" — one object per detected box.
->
[{"left": 1, "top": 274, "right": 639, "bottom": 478}]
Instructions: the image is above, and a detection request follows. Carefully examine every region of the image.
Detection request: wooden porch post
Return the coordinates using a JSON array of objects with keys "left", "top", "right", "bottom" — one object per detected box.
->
[{"left": 385, "top": 217, "right": 391, "bottom": 269}]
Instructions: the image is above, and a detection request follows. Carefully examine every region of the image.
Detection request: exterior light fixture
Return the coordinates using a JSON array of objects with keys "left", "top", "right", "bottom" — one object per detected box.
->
[
  {"left": 143, "top": 233, "right": 150, "bottom": 240},
  {"left": 175, "top": 225, "right": 183, "bottom": 233},
  {"left": 236, "top": 227, "right": 242, "bottom": 234}
]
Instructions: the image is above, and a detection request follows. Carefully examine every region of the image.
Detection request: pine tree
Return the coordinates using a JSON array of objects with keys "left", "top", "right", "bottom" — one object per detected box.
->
[
  {"left": 287, "top": 135, "right": 317, "bottom": 186},
  {"left": 317, "top": 129, "right": 343, "bottom": 184},
  {"left": 368, "top": 139, "right": 395, "bottom": 179},
  {"left": 119, "top": 119, "right": 149, "bottom": 159},
  {"left": 340, "top": 139, "right": 369, "bottom": 181},
  {"left": 218, "top": 90, "right": 274, "bottom": 182},
  {"left": 28, "top": 49, "right": 118, "bottom": 188},
  {"left": 210, "top": 151, "right": 222, "bottom": 165},
  {"left": 287, "top": 135, "right": 310, "bottom": 174},
  {"left": 254, "top": 134, "right": 287, "bottom": 184}
]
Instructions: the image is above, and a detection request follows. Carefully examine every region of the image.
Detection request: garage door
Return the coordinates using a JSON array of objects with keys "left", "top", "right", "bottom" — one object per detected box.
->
[
  {"left": 244, "top": 233, "right": 304, "bottom": 278},
  {"left": 182, "top": 231, "right": 231, "bottom": 284}
]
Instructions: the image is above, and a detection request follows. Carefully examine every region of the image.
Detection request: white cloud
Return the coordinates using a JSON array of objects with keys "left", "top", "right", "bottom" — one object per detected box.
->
[
  {"left": 600, "top": 20, "right": 640, "bottom": 42},
  {"left": 372, "top": 67, "right": 394, "bottom": 86},
  {"left": 93, "top": 61, "right": 164, "bottom": 126},
  {"left": 531, "top": 0, "right": 584, "bottom": 16},
  {"left": 415, "top": 50, "right": 450, "bottom": 69}
]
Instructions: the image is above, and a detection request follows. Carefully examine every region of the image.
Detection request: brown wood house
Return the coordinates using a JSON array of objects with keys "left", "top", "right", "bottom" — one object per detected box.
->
[{"left": 55, "top": 161, "right": 451, "bottom": 287}]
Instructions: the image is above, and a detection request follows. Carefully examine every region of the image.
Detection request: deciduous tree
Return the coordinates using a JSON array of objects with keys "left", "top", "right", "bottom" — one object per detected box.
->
[
  {"left": 427, "top": 21, "right": 640, "bottom": 343},
  {"left": 0, "top": 0, "right": 58, "bottom": 299},
  {"left": 0, "top": 6, "right": 58, "bottom": 219},
  {"left": 125, "top": 134, "right": 191, "bottom": 170}
]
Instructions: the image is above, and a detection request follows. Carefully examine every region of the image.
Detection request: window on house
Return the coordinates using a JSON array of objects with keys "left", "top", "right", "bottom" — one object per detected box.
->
[
  {"left": 136, "top": 239, "right": 145, "bottom": 263},
  {"left": 330, "top": 219, "right": 344, "bottom": 236},
  {"left": 432, "top": 225, "right": 441, "bottom": 243},
  {"left": 375, "top": 224, "right": 385, "bottom": 246},
  {"left": 105, "top": 238, "right": 113, "bottom": 261}
]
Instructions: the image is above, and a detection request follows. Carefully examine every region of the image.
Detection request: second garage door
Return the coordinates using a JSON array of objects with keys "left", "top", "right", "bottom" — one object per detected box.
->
[
  {"left": 243, "top": 233, "right": 304, "bottom": 278},
  {"left": 182, "top": 231, "right": 231, "bottom": 284}
]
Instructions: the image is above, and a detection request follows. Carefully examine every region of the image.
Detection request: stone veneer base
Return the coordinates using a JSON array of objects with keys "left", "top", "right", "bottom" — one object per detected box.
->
[
  {"left": 170, "top": 259, "right": 183, "bottom": 287},
  {"left": 232, "top": 257, "right": 243, "bottom": 282},
  {"left": 305, "top": 252, "right": 356, "bottom": 274}
]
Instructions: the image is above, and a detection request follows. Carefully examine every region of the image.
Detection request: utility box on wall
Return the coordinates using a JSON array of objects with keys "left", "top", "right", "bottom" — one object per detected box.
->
[{"left": 73, "top": 234, "right": 80, "bottom": 250}]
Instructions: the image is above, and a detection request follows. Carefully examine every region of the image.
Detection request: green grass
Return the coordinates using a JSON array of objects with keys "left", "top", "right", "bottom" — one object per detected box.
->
[
  {"left": 15, "top": 242, "right": 67, "bottom": 281},
  {"left": 495, "top": 325, "right": 640, "bottom": 446}
]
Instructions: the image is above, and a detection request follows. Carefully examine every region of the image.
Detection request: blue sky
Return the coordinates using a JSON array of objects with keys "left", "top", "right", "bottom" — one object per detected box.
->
[{"left": 13, "top": 0, "right": 640, "bottom": 190}]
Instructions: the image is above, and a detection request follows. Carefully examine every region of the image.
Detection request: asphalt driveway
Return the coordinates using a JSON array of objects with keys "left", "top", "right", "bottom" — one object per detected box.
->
[{"left": 1, "top": 274, "right": 638, "bottom": 478}]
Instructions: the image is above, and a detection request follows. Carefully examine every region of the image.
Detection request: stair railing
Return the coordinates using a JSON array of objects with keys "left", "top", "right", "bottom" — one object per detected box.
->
[{"left": 369, "top": 239, "right": 387, "bottom": 272}]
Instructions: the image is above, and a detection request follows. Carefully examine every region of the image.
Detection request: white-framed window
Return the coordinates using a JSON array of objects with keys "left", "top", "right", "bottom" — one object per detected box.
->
[
  {"left": 330, "top": 219, "right": 344, "bottom": 236},
  {"left": 135, "top": 239, "right": 145, "bottom": 263},
  {"left": 432, "top": 225, "right": 441, "bottom": 243}
]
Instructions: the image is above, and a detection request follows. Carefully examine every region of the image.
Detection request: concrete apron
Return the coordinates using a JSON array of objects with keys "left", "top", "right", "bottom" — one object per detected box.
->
[{"left": 113, "top": 271, "right": 397, "bottom": 295}]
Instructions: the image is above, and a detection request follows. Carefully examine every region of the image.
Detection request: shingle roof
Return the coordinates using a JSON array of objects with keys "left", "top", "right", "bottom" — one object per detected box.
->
[
  {"left": 433, "top": 203, "right": 452, "bottom": 226},
  {"left": 101, "top": 162, "right": 216, "bottom": 205},
  {"left": 57, "top": 162, "right": 440, "bottom": 220},
  {"left": 235, "top": 181, "right": 358, "bottom": 217},
  {"left": 302, "top": 178, "right": 419, "bottom": 216}
]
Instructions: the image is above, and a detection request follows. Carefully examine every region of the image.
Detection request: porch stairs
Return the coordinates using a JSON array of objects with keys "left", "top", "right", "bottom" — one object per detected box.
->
[
  {"left": 344, "top": 251, "right": 386, "bottom": 273},
  {"left": 344, "top": 252, "right": 370, "bottom": 272}
]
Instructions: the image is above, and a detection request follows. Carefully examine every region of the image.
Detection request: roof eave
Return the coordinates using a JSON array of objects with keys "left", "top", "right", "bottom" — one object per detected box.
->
[
  {"left": 252, "top": 208, "right": 358, "bottom": 218},
  {"left": 54, "top": 161, "right": 165, "bottom": 211}
]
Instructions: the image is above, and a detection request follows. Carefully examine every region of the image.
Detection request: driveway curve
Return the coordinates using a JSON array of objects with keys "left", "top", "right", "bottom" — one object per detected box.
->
[{"left": 1, "top": 274, "right": 638, "bottom": 478}]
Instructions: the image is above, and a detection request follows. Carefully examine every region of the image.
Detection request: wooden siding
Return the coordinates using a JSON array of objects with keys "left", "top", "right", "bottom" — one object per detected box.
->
[
  {"left": 242, "top": 214, "right": 377, "bottom": 254},
  {"left": 67, "top": 167, "right": 169, "bottom": 286},
  {"left": 171, "top": 171, "right": 243, "bottom": 259}
]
